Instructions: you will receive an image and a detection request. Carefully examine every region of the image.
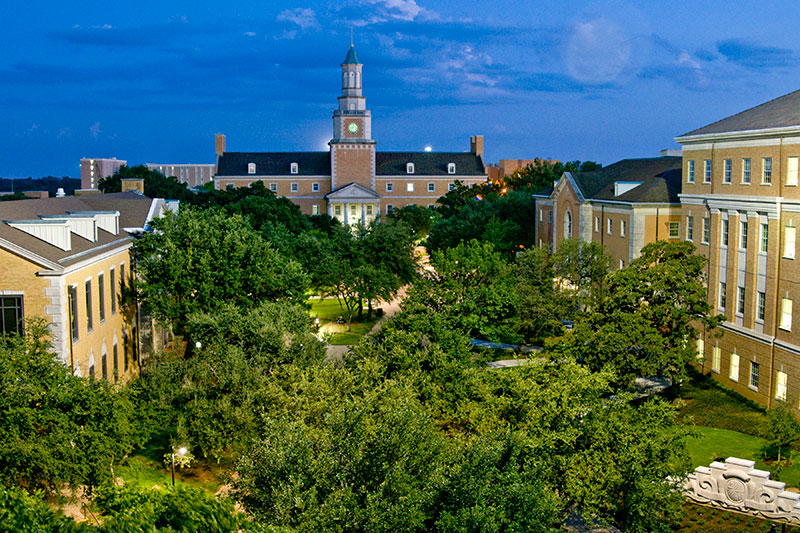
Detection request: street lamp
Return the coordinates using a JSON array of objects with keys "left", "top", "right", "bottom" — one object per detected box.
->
[{"left": 171, "top": 445, "right": 187, "bottom": 487}]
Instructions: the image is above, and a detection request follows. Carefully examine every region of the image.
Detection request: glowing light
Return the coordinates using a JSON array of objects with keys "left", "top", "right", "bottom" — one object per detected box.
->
[
  {"left": 177, "top": 447, "right": 188, "bottom": 456},
  {"left": 424, "top": 146, "right": 432, "bottom": 152}
]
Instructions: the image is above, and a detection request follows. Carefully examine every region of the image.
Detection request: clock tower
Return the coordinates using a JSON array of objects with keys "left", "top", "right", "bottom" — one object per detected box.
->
[{"left": 330, "top": 45, "right": 376, "bottom": 191}]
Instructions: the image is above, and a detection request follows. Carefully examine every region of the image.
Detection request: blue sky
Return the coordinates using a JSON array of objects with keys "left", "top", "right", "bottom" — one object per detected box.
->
[{"left": 2, "top": 0, "right": 799, "bottom": 178}]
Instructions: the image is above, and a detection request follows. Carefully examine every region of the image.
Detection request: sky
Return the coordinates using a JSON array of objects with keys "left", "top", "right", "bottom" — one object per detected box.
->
[{"left": 2, "top": 0, "right": 800, "bottom": 178}]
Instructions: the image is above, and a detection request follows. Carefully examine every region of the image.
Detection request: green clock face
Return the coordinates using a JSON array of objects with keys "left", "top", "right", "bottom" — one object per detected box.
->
[{"left": 347, "top": 122, "right": 359, "bottom": 134}]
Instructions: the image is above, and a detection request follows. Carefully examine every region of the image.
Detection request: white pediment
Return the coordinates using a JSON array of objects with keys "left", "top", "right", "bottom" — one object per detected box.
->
[{"left": 325, "top": 182, "right": 381, "bottom": 201}]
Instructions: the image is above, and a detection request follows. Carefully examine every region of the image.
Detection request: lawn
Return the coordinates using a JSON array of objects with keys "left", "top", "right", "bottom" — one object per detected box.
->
[
  {"left": 117, "top": 453, "right": 225, "bottom": 493},
  {"left": 308, "top": 298, "right": 380, "bottom": 345}
]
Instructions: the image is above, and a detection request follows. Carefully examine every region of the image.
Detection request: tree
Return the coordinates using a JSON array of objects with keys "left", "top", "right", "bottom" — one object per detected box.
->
[
  {"left": 387, "top": 204, "right": 439, "bottom": 236},
  {"left": 0, "top": 319, "right": 137, "bottom": 493},
  {"left": 550, "top": 238, "right": 610, "bottom": 313},
  {"left": 762, "top": 403, "right": 800, "bottom": 462},
  {"left": 132, "top": 207, "right": 308, "bottom": 332},
  {"left": 0, "top": 485, "right": 90, "bottom": 532},
  {"left": 502, "top": 159, "right": 602, "bottom": 192},
  {"left": 513, "top": 247, "right": 567, "bottom": 344},
  {"left": 98, "top": 165, "right": 194, "bottom": 202}
]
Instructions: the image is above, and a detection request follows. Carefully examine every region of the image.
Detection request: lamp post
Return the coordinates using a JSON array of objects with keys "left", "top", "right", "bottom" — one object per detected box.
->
[{"left": 170, "top": 445, "right": 187, "bottom": 487}]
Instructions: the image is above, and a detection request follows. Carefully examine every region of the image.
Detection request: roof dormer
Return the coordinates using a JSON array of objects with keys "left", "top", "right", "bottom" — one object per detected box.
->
[
  {"left": 6, "top": 219, "right": 72, "bottom": 251},
  {"left": 406, "top": 162, "right": 415, "bottom": 174},
  {"left": 614, "top": 181, "right": 643, "bottom": 197}
]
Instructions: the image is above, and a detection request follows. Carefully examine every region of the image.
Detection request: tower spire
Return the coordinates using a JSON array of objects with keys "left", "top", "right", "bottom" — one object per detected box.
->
[{"left": 350, "top": 23, "right": 353, "bottom": 47}]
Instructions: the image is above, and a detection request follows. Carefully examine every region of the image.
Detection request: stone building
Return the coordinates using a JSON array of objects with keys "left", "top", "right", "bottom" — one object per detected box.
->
[
  {"left": 214, "top": 46, "right": 488, "bottom": 222},
  {"left": 676, "top": 89, "right": 800, "bottom": 409}
]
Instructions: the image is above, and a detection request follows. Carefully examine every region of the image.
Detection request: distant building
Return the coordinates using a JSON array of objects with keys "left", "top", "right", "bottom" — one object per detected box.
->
[
  {"left": 0, "top": 192, "right": 172, "bottom": 382},
  {"left": 145, "top": 163, "right": 215, "bottom": 189},
  {"left": 214, "top": 45, "right": 487, "bottom": 222},
  {"left": 80, "top": 157, "right": 126, "bottom": 190},
  {"left": 533, "top": 155, "right": 683, "bottom": 269},
  {"left": 486, "top": 158, "right": 560, "bottom": 182}
]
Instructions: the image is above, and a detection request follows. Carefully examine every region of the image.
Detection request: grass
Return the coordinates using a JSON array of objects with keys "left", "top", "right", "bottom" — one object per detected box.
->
[
  {"left": 308, "top": 298, "right": 380, "bottom": 345},
  {"left": 117, "top": 453, "right": 226, "bottom": 493},
  {"left": 679, "top": 502, "right": 800, "bottom": 532}
]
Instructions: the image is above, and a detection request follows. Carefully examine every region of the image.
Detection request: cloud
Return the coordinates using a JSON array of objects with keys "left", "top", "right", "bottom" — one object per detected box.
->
[
  {"left": 277, "top": 8, "right": 320, "bottom": 30},
  {"left": 564, "top": 17, "right": 631, "bottom": 85},
  {"left": 89, "top": 122, "right": 101, "bottom": 138},
  {"left": 244, "top": 31, "right": 256, "bottom": 37},
  {"left": 717, "top": 39, "right": 798, "bottom": 69}
]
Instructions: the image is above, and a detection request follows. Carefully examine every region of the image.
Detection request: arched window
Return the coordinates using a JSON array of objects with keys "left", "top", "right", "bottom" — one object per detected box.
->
[
  {"left": 564, "top": 210, "right": 573, "bottom": 239},
  {"left": 248, "top": 162, "right": 256, "bottom": 174},
  {"left": 406, "top": 162, "right": 415, "bottom": 174},
  {"left": 448, "top": 163, "right": 456, "bottom": 174},
  {"left": 290, "top": 162, "right": 298, "bottom": 174},
  {"left": 349, "top": 71, "right": 355, "bottom": 87}
]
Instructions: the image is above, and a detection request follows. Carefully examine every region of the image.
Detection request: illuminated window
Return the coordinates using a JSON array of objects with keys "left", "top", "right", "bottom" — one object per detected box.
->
[
  {"left": 290, "top": 162, "right": 298, "bottom": 174},
  {"left": 712, "top": 346, "right": 721, "bottom": 372},
  {"left": 311, "top": 205, "right": 319, "bottom": 215},
  {"left": 696, "top": 339, "right": 704, "bottom": 361},
  {"left": 788, "top": 157, "right": 799, "bottom": 185},
  {"left": 248, "top": 163, "right": 256, "bottom": 174},
  {"left": 407, "top": 183, "right": 415, "bottom": 192},
  {"left": 781, "top": 297, "right": 793, "bottom": 331},
  {"left": 620, "top": 220, "right": 626, "bottom": 237},
  {"left": 607, "top": 218, "right": 613, "bottom": 235},
  {"left": 785, "top": 224, "right": 796, "bottom": 258},
  {"left": 406, "top": 163, "right": 415, "bottom": 174},
  {"left": 776, "top": 371, "right": 788, "bottom": 401},
  {"left": 448, "top": 163, "right": 456, "bottom": 174},
  {"left": 595, "top": 216, "right": 600, "bottom": 232},
  {"left": 729, "top": 352, "right": 739, "bottom": 381}
]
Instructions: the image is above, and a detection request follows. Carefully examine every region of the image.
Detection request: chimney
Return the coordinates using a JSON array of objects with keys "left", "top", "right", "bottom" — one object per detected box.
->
[
  {"left": 470, "top": 135, "right": 484, "bottom": 157},
  {"left": 121, "top": 178, "right": 145, "bottom": 194},
  {"left": 215, "top": 133, "right": 226, "bottom": 157}
]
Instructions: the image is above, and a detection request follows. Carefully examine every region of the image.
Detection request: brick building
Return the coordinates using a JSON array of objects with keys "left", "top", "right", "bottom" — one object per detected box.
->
[
  {"left": 214, "top": 46, "right": 488, "bottom": 222},
  {"left": 676, "top": 89, "right": 800, "bottom": 409}
]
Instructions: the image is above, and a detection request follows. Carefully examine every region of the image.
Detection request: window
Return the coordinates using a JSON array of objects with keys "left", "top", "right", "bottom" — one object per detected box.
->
[
  {"left": 737, "top": 286, "right": 745, "bottom": 315},
  {"left": 719, "top": 282, "right": 727, "bottom": 310},
  {"left": 669, "top": 222, "right": 679, "bottom": 239},
  {"left": 448, "top": 183, "right": 455, "bottom": 192},
  {"left": 101, "top": 351, "right": 107, "bottom": 381},
  {"left": 712, "top": 346, "right": 721, "bottom": 373},
  {"left": 540, "top": 209, "right": 544, "bottom": 222},
  {"left": 110, "top": 268, "right": 116, "bottom": 315},
  {"left": 696, "top": 339, "right": 704, "bottom": 361},
  {"left": 595, "top": 216, "right": 600, "bottom": 232},
  {"left": 619, "top": 259, "right": 625, "bottom": 269},
  {"left": 607, "top": 218, "right": 613, "bottom": 235},
  {"left": 247, "top": 163, "right": 256, "bottom": 175},
  {"left": 722, "top": 219, "right": 729, "bottom": 247},
  {"left": 702, "top": 216, "right": 710, "bottom": 244},
  {"left": 0, "top": 296, "right": 23, "bottom": 336},
  {"left": 290, "top": 183, "right": 298, "bottom": 192},
  {"left": 548, "top": 211, "right": 552, "bottom": 223},
  {"left": 123, "top": 337, "right": 128, "bottom": 372},
  {"left": 740, "top": 220, "right": 748, "bottom": 249},
  {"left": 120, "top": 263, "right": 125, "bottom": 289},
  {"left": 781, "top": 297, "right": 793, "bottom": 330},
  {"left": 723, "top": 159, "right": 732, "bottom": 183},
  {"left": 350, "top": 204, "right": 358, "bottom": 216},
  {"left": 760, "top": 223, "right": 769, "bottom": 253},
  {"left": 290, "top": 162, "right": 298, "bottom": 174},
  {"left": 742, "top": 158, "right": 751, "bottom": 183},
  {"left": 729, "top": 352, "right": 740, "bottom": 381},
  {"left": 312, "top": 182, "right": 320, "bottom": 192},
  {"left": 687, "top": 160, "right": 695, "bottom": 183},
  {"left": 776, "top": 371, "right": 788, "bottom": 401},
  {"left": 620, "top": 220, "right": 626, "bottom": 237},
  {"left": 386, "top": 204, "right": 394, "bottom": 214},
  {"left": 785, "top": 224, "right": 796, "bottom": 258},
  {"left": 98, "top": 273, "right": 105, "bottom": 322},
  {"left": 407, "top": 183, "right": 414, "bottom": 192},
  {"left": 85, "top": 280, "right": 93, "bottom": 333},
  {"left": 448, "top": 163, "right": 456, "bottom": 174},
  {"left": 88, "top": 356, "right": 95, "bottom": 379},
  {"left": 68, "top": 285, "right": 79, "bottom": 341},
  {"left": 763, "top": 157, "right": 772, "bottom": 184},
  {"left": 750, "top": 362, "right": 759, "bottom": 389},
  {"left": 788, "top": 157, "right": 799, "bottom": 186},
  {"left": 269, "top": 183, "right": 277, "bottom": 193},
  {"left": 704, "top": 159, "right": 711, "bottom": 183},
  {"left": 564, "top": 211, "right": 573, "bottom": 238},
  {"left": 427, "top": 182, "right": 435, "bottom": 192},
  {"left": 686, "top": 215, "right": 693, "bottom": 240},
  {"left": 311, "top": 205, "right": 319, "bottom": 216},
  {"left": 366, "top": 205, "right": 374, "bottom": 216},
  {"left": 334, "top": 205, "right": 342, "bottom": 216},
  {"left": 113, "top": 343, "right": 119, "bottom": 383},
  {"left": 757, "top": 291, "right": 766, "bottom": 322},
  {"left": 386, "top": 183, "right": 394, "bottom": 192},
  {"left": 406, "top": 162, "right": 415, "bottom": 174}
]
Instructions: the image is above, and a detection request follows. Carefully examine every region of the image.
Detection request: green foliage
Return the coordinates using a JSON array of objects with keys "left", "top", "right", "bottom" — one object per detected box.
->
[
  {"left": 133, "top": 207, "right": 308, "bottom": 331},
  {"left": 98, "top": 164, "right": 195, "bottom": 202},
  {"left": 0, "top": 319, "right": 137, "bottom": 493},
  {"left": 93, "top": 484, "right": 248, "bottom": 532},
  {"left": 502, "top": 159, "right": 601, "bottom": 192},
  {"left": 407, "top": 240, "right": 520, "bottom": 343},
  {"left": 0, "top": 485, "right": 89, "bottom": 532},
  {"left": 387, "top": 204, "right": 439, "bottom": 236},
  {"left": 762, "top": 403, "right": 800, "bottom": 461}
]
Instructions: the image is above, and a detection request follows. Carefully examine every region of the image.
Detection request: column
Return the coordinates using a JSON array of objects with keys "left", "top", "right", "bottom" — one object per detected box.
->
[{"left": 362, "top": 203, "right": 366, "bottom": 225}]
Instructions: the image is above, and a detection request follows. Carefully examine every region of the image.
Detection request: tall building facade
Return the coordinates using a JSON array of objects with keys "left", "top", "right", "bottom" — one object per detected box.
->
[
  {"left": 533, "top": 156, "right": 684, "bottom": 269},
  {"left": 145, "top": 163, "right": 215, "bottom": 188},
  {"left": 677, "top": 90, "right": 800, "bottom": 409},
  {"left": 214, "top": 46, "right": 488, "bottom": 222},
  {"left": 80, "top": 157, "right": 126, "bottom": 190}
]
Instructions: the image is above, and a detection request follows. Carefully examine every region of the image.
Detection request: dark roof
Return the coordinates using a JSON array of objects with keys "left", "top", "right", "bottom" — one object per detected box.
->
[
  {"left": 375, "top": 152, "right": 485, "bottom": 176},
  {"left": 682, "top": 89, "right": 800, "bottom": 136},
  {"left": 216, "top": 152, "right": 331, "bottom": 176},
  {"left": 573, "top": 157, "right": 682, "bottom": 202},
  {"left": 0, "top": 192, "right": 156, "bottom": 268},
  {"left": 343, "top": 46, "right": 360, "bottom": 64}
]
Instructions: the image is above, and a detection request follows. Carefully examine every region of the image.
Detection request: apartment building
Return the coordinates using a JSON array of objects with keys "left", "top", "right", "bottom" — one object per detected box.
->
[
  {"left": 145, "top": 163, "right": 215, "bottom": 189},
  {"left": 533, "top": 156, "right": 683, "bottom": 268},
  {"left": 214, "top": 45, "right": 487, "bottom": 222},
  {"left": 79, "top": 157, "right": 126, "bottom": 190},
  {"left": 0, "top": 192, "right": 171, "bottom": 383},
  {"left": 676, "top": 89, "right": 800, "bottom": 408}
]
